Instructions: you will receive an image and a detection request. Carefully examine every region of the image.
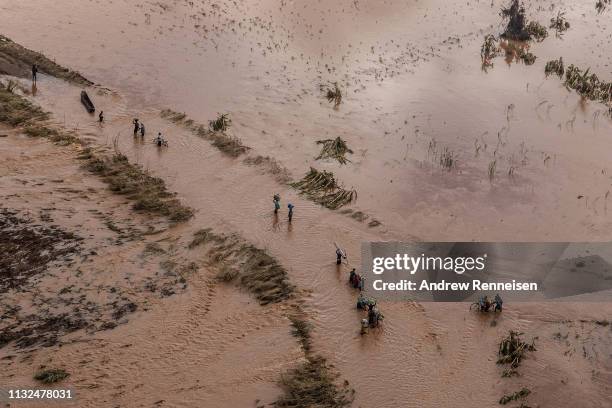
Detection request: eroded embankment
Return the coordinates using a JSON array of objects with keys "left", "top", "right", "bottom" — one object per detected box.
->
[{"left": 0, "top": 34, "right": 91, "bottom": 85}]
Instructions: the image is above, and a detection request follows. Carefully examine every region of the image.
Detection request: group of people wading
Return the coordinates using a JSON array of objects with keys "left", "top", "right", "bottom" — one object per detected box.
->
[{"left": 336, "top": 247, "right": 384, "bottom": 335}]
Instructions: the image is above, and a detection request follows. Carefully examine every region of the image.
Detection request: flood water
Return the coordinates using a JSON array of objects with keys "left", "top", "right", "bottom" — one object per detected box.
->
[{"left": 1, "top": 0, "right": 612, "bottom": 407}]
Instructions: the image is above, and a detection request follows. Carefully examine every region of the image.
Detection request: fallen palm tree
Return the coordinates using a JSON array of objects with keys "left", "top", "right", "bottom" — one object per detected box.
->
[
  {"left": 316, "top": 137, "right": 353, "bottom": 164},
  {"left": 189, "top": 229, "right": 294, "bottom": 305},
  {"left": 497, "top": 331, "right": 536, "bottom": 368},
  {"left": 291, "top": 168, "right": 357, "bottom": 210}
]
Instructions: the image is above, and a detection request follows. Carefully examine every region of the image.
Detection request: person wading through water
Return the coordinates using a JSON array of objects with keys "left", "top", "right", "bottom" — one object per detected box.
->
[
  {"left": 288, "top": 203, "right": 294, "bottom": 222},
  {"left": 336, "top": 247, "right": 346, "bottom": 265},
  {"left": 140, "top": 122, "right": 145, "bottom": 138},
  {"left": 273, "top": 194, "right": 280, "bottom": 214},
  {"left": 31, "top": 64, "right": 38, "bottom": 84},
  {"left": 99, "top": 111, "right": 104, "bottom": 123},
  {"left": 133, "top": 118, "right": 140, "bottom": 136},
  {"left": 154, "top": 132, "right": 166, "bottom": 147}
]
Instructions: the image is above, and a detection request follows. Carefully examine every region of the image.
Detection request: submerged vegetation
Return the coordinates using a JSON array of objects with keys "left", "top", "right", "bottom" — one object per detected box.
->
[
  {"left": 497, "top": 331, "right": 536, "bottom": 369},
  {"left": 544, "top": 57, "right": 564, "bottom": 78},
  {"left": 161, "top": 109, "right": 249, "bottom": 157},
  {"left": 316, "top": 137, "right": 353, "bottom": 164},
  {"left": 483, "top": 0, "right": 552, "bottom": 69},
  {"left": 189, "top": 228, "right": 294, "bottom": 305},
  {"left": 275, "top": 314, "right": 354, "bottom": 408},
  {"left": 549, "top": 11, "right": 570, "bottom": 35},
  {"left": 321, "top": 82, "right": 342, "bottom": 108},
  {"left": 596, "top": 0, "right": 611, "bottom": 13},
  {"left": 275, "top": 355, "right": 354, "bottom": 408},
  {"left": 83, "top": 150, "right": 194, "bottom": 222},
  {"left": 0, "top": 84, "right": 48, "bottom": 125},
  {"left": 291, "top": 168, "right": 357, "bottom": 210},
  {"left": 545, "top": 61, "right": 612, "bottom": 111},
  {"left": 564, "top": 65, "right": 612, "bottom": 105},
  {"left": 499, "top": 388, "right": 531, "bottom": 405},
  {"left": 481, "top": 35, "right": 501, "bottom": 69},
  {"left": 501, "top": 41, "right": 536, "bottom": 65},
  {"left": 34, "top": 368, "right": 70, "bottom": 384},
  {"left": 209, "top": 112, "right": 231, "bottom": 132},
  {"left": 500, "top": 0, "right": 547, "bottom": 42}
]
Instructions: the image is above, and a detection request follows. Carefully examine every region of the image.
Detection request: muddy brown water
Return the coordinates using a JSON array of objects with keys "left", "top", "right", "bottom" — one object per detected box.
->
[{"left": 1, "top": 0, "right": 612, "bottom": 407}]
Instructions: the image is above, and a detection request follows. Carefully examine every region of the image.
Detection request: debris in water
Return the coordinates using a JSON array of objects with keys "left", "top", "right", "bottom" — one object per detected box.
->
[
  {"left": 596, "top": 0, "right": 611, "bottom": 13},
  {"left": 481, "top": 34, "right": 501, "bottom": 69},
  {"left": 500, "top": 0, "right": 547, "bottom": 42},
  {"left": 209, "top": 112, "right": 231, "bottom": 132},
  {"left": 34, "top": 369, "right": 70, "bottom": 384},
  {"left": 499, "top": 387, "right": 531, "bottom": 405},
  {"left": 315, "top": 137, "right": 353, "bottom": 164},
  {"left": 545, "top": 57, "right": 564, "bottom": 78},
  {"left": 291, "top": 168, "right": 357, "bottom": 210},
  {"left": 497, "top": 331, "right": 536, "bottom": 369},
  {"left": 320, "top": 81, "right": 342, "bottom": 108},
  {"left": 549, "top": 11, "right": 570, "bottom": 35}
]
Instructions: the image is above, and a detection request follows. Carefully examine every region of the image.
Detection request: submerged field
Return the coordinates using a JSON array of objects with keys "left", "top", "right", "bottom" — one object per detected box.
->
[{"left": 0, "top": 0, "right": 611, "bottom": 407}]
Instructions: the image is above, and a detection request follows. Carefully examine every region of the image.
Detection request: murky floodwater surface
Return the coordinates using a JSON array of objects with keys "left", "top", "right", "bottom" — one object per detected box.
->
[{"left": 1, "top": 0, "right": 611, "bottom": 407}]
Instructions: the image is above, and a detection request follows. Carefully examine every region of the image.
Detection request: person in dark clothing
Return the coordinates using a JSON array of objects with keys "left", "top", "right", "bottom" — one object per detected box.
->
[
  {"left": 287, "top": 203, "right": 294, "bottom": 222},
  {"left": 32, "top": 64, "right": 38, "bottom": 83},
  {"left": 155, "top": 132, "right": 165, "bottom": 146},
  {"left": 273, "top": 194, "right": 280, "bottom": 214},
  {"left": 336, "top": 247, "right": 346, "bottom": 265},
  {"left": 133, "top": 118, "right": 140, "bottom": 136},
  {"left": 349, "top": 268, "right": 356, "bottom": 286},
  {"left": 99, "top": 111, "right": 104, "bottom": 123},
  {"left": 368, "top": 308, "right": 378, "bottom": 327},
  {"left": 140, "top": 123, "right": 145, "bottom": 138}
]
